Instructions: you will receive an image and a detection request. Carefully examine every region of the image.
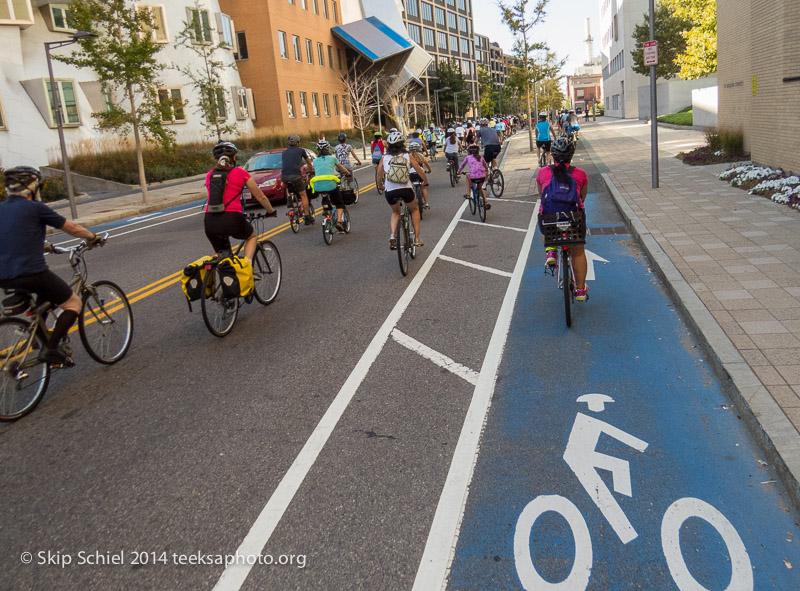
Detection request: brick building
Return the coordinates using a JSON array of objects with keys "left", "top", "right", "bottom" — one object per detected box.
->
[{"left": 718, "top": 0, "right": 800, "bottom": 174}]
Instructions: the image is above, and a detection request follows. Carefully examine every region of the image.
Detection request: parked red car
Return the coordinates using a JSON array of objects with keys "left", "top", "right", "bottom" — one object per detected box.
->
[{"left": 241, "top": 148, "right": 315, "bottom": 205}]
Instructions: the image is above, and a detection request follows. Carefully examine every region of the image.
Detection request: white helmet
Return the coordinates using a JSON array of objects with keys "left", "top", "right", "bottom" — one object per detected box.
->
[
  {"left": 386, "top": 131, "right": 405, "bottom": 145},
  {"left": 447, "top": 127, "right": 455, "bottom": 133}
]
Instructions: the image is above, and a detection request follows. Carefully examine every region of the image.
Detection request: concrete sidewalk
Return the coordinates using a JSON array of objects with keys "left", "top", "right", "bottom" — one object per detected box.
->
[{"left": 581, "top": 117, "right": 800, "bottom": 507}]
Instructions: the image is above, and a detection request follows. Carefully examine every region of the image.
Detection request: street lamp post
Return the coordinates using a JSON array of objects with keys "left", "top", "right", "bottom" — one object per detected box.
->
[
  {"left": 433, "top": 86, "right": 450, "bottom": 128},
  {"left": 453, "top": 90, "right": 469, "bottom": 122},
  {"left": 45, "top": 30, "right": 97, "bottom": 220}
]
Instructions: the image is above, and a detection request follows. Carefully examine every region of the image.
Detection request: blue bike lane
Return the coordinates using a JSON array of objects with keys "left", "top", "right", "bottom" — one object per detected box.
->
[{"left": 445, "top": 190, "right": 800, "bottom": 589}]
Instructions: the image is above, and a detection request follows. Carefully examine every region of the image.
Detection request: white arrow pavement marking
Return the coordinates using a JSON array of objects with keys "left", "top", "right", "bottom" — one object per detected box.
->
[{"left": 585, "top": 249, "right": 609, "bottom": 281}]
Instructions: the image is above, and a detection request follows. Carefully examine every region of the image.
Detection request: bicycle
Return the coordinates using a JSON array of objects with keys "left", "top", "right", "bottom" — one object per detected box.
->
[
  {"left": 538, "top": 148, "right": 548, "bottom": 169},
  {"left": 412, "top": 178, "right": 425, "bottom": 220},
  {"left": 0, "top": 234, "right": 133, "bottom": 421},
  {"left": 375, "top": 164, "right": 384, "bottom": 195},
  {"left": 321, "top": 193, "right": 352, "bottom": 245},
  {"left": 396, "top": 200, "right": 417, "bottom": 276},
  {"left": 540, "top": 210, "right": 586, "bottom": 328},
  {"left": 463, "top": 174, "right": 487, "bottom": 223},
  {"left": 285, "top": 188, "right": 306, "bottom": 234},
  {"left": 200, "top": 213, "right": 281, "bottom": 337},
  {"left": 340, "top": 170, "right": 360, "bottom": 204},
  {"left": 446, "top": 156, "right": 460, "bottom": 187},
  {"left": 488, "top": 163, "right": 504, "bottom": 197}
]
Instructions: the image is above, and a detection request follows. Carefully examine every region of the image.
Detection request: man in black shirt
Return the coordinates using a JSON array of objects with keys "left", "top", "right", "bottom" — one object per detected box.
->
[
  {"left": 281, "top": 134, "right": 316, "bottom": 224},
  {"left": 0, "top": 167, "right": 101, "bottom": 364}
]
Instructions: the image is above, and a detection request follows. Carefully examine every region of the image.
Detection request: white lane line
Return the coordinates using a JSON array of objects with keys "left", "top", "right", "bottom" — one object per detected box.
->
[
  {"left": 108, "top": 210, "right": 203, "bottom": 239},
  {"left": 437, "top": 255, "right": 513, "bottom": 278},
  {"left": 488, "top": 198, "right": 537, "bottom": 204},
  {"left": 212, "top": 198, "right": 470, "bottom": 591},
  {"left": 459, "top": 219, "right": 527, "bottom": 233},
  {"left": 391, "top": 328, "right": 479, "bottom": 386},
  {"left": 412, "top": 203, "right": 539, "bottom": 591}
]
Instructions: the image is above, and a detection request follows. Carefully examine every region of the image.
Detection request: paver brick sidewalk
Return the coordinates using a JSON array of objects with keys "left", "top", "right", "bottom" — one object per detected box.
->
[{"left": 581, "top": 118, "right": 800, "bottom": 504}]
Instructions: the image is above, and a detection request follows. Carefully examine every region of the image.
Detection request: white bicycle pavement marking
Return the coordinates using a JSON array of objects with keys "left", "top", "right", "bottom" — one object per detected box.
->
[{"left": 391, "top": 328, "right": 480, "bottom": 386}]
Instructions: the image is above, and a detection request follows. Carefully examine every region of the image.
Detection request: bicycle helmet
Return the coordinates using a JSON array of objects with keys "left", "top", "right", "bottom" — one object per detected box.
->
[
  {"left": 550, "top": 137, "right": 575, "bottom": 163},
  {"left": 3, "top": 166, "right": 43, "bottom": 197},
  {"left": 390, "top": 127, "right": 398, "bottom": 133},
  {"left": 467, "top": 144, "right": 480, "bottom": 155},
  {"left": 373, "top": 130, "right": 383, "bottom": 137},
  {"left": 408, "top": 142, "right": 422, "bottom": 152},
  {"left": 480, "top": 118, "right": 488, "bottom": 125},
  {"left": 386, "top": 131, "right": 405, "bottom": 146},
  {"left": 212, "top": 141, "right": 238, "bottom": 159},
  {"left": 447, "top": 127, "right": 455, "bottom": 133},
  {"left": 337, "top": 132, "right": 347, "bottom": 142},
  {"left": 287, "top": 134, "right": 301, "bottom": 146},
  {"left": 316, "top": 139, "right": 331, "bottom": 153}
]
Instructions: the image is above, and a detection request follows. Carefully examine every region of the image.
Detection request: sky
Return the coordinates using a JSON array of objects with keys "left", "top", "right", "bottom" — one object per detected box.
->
[{"left": 472, "top": 0, "right": 602, "bottom": 80}]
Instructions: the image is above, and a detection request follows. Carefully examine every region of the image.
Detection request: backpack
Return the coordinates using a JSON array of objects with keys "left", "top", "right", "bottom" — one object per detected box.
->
[
  {"left": 387, "top": 154, "right": 410, "bottom": 184},
  {"left": 207, "top": 170, "right": 242, "bottom": 213},
  {"left": 541, "top": 166, "right": 580, "bottom": 214},
  {"left": 372, "top": 144, "right": 383, "bottom": 159}
]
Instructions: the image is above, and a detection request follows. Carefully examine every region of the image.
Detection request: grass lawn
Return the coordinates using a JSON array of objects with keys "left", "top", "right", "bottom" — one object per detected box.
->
[{"left": 657, "top": 107, "right": 693, "bottom": 126}]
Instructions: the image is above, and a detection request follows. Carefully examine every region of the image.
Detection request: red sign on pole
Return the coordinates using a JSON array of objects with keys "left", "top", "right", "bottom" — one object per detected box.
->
[{"left": 644, "top": 40, "right": 658, "bottom": 66}]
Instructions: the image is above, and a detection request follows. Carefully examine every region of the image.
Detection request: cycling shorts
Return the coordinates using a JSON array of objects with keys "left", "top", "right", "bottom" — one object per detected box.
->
[
  {"left": 409, "top": 172, "right": 423, "bottom": 184},
  {"left": 469, "top": 177, "right": 486, "bottom": 187},
  {"left": 536, "top": 141, "right": 552, "bottom": 152},
  {"left": 385, "top": 188, "right": 415, "bottom": 206},
  {"left": 204, "top": 211, "right": 254, "bottom": 253},
  {"left": 0, "top": 269, "right": 73, "bottom": 307},
  {"left": 282, "top": 174, "right": 306, "bottom": 195},
  {"left": 321, "top": 189, "right": 344, "bottom": 210},
  {"left": 483, "top": 144, "right": 501, "bottom": 163}
]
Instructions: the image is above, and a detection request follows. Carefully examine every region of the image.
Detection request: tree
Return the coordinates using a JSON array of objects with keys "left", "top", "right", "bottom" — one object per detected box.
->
[
  {"left": 477, "top": 65, "right": 495, "bottom": 115},
  {"left": 388, "top": 81, "right": 420, "bottom": 135},
  {"left": 60, "top": 0, "right": 174, "bottom": 204},
  {"left": 340, "top": 67, "right": 378, "bottom": 159},
  {"left": 506, "top": 46, "right": 564, "bottom": 115},
  {"left": 664, "top": 0, "right": 716, "bottom": 79},
  {"left": 173, "top": 1, "right": 240, "bottom": 142},
  {"left": 500, "top": 0, "right": 549, "bottom": 151},
  {"left": 631, "top": 2, "right": 689, "bottom": 79},
  {"left": 430, "top": 59, "right": 469, "bottom": 121}
]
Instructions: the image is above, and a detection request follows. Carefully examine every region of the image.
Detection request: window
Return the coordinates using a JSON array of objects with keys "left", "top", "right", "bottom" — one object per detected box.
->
[
  {"left": 423, "top": 27, "right": 434, "bottom": 48},
  {"left": 342, "top": 95, "right": 348, "bottom": 115},
  {"left": 317, "top": 42, "right": 324, "bottom": 66},
  {"left": 332, "top": 0, "right": 338, "bottom": 23},
  {"left": 613, "top": 14, "right": 618, "bottom": 41},
  {"left": 0, "top": 90, "right": 7, "bottom": 130},
  {"left": 44, "top": 79, "right": 80, "bottom": 127},
  {"left": 0, "top": 0, "right": 34, "bottom": 25},
  {"left": 288, "top": 0, "right": 294, "bottom": 3},
  {"left": 299, "top": 92, "right": 308, "bottom": 117},
  {"left": 323, "top": 93, "right": 330, "bottom": 117},
  {"left": 328, "top": 45, "right": 334, "bottom": 69},
  {"left": 407, "top": 23, "right": 421, "bottom": 44},
  {"left": 278, "top": 31, "right": 288, "bottom": 59},
  {"left": 236, "top": 31, "right": 248, "bottom": 60},
  {"left": 437, "top": 31, "right": 447, "bottom": 50},
  {"left": 300, "top": 0, "right": 306, "bottom": 7},
  {"left": 337, "top": 48, "right": 343, "bottom": 69},
  {"left": 232, "top": 86, "right": 251, "bottom": 120},
  {"left": 333, "top": 94, "right": 339, "bottom": 116},
  {"left": 293, "top": 35, "right": 302, "bottom": 61},
  {"left": 101, "top": 85, "right": 115, "bottom": 112},
  {"left": 447, "top": 11, "right": 456, "bottom": 30},
  {"left": 323, "top": 0, "right": 328, "bottom": 18},
  {"left": 287, "top": 91, "right": 295, "bottom": 118},
  {"left": 135, "top": 4, "right": 168, "bottom": 43},
  {"left": 435, "top": 7, "right": 445, "bottom": 26},
  {"left": 187, "top": 7, "right": 212, "bottom": 44},
  {"left": 311, "top": 92, "right": 320, "bottom": 117},
  {"left": 49, "top": 3, "right": 74, "bottom": 32},
  {"left": 460, "top": 37, "right": 469, "bottom": 55},
  {"left": 421, "top": 2, "right": 433, "bottom": 21},
  {"left": 305, "top": 38, "right": 313, "bottom": 64},
  {"left": 458, "top": 0, "right": 466, "bottom": 9},
  {"left": 216, "top": 13, "right": 235, "bottom": 48},
  {"left": 449, "top": 34, "right": 458, "bottom": 52},
  {"left": 458, "top": 15, "right": 467, "bottom": 34},
  {"left": 209, "top": 87, "right": 227, "bottom": 120},
  {"left": 446, "top": 0, "right": 455, "bottom": 7},
  {"left": 406, "top": 0, "right": 418, "bottom": 17},
  {"left": 312, "top": 0, "right": 318, "bottom": 14},
  {"left": 157, "top": 87, "right": 186, "bottom": 123}
]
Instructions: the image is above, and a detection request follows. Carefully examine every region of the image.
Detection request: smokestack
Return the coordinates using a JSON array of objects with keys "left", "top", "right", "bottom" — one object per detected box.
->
[{"left": 585, "top": 18, "right": 593, "bottom": 65}]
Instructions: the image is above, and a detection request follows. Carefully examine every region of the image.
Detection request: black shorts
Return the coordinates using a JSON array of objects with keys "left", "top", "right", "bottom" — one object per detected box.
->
[
  {"left": 320, "top": 188, "right": 344, "bottom": 209},
  {"left": 385, "top": 188, "right": 415, "bottom": 206},
  {"left": 536, "top": 141, "right": 552, "bottom": 152},
  {"left": 0, "top": 269, "right": 73, "bottom": 307},
  {"left": 204, "top": 211, "right": 254, "bottom": 253},
  {"left": 484, "top": 144, "right": 501, "bottom": 162},
  {"left": 282, "top": 174, "right": 306, "bottom": 195},
  {"left": 409, "top": 172, "right": 423, "bottom": 184}
]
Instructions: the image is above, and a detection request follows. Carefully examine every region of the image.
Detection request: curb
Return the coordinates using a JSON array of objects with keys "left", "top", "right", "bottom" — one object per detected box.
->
[{"left": 591, "top": 162, "right": 800, "bottom": 509}]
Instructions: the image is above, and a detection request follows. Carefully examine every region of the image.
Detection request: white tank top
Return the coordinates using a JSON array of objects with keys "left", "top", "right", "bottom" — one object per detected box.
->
[{"left": 382, "top": 153, "right": 413, "bottom": 192}]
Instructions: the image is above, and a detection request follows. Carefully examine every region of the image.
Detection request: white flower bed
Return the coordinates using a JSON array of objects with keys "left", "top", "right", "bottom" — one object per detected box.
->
[{"left": 720, "top": 165, "right": 800, "bottom": 209}]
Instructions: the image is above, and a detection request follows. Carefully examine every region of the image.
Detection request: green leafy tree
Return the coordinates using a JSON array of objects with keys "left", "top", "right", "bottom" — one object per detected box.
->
[
  {"left": 478, "top": 65, "right": 496, "bottom": 115},
  {"left": 665, "top": 0, "right": 716, "bottom": 79},
  {"left": 173, "top": 1, "right": 240, "bottom": 142},
  {"left": 500, "top": 0, "right": 549, "bottom": 151},
  {"left": 59, "top": 0, "right": 174, "bottom": 204},
  {"left": 631, "top": 2, "right": 690, "bottom": 79},
  {"left": 506, "top": 47, "right": 564, "bottom": 115},
  {"left": 430, "top": 59, "right": 469, "bottom": 121}
]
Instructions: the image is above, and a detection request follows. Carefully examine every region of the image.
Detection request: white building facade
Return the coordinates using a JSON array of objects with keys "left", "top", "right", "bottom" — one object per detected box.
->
[
  {"left": 599, "top": 0, "right": 649, "bottom": 118},
  {"left": 0, "top": 0, "right": 254, "bottom": 169}
]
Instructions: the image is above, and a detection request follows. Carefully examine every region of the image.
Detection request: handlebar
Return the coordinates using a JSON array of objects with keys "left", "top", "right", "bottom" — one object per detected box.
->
[
  {"left": 45, "top": 231, "right": 109, "bottom": 257},
  {"left": 245, "top": 211, "right": 277, "bottom": 221}
]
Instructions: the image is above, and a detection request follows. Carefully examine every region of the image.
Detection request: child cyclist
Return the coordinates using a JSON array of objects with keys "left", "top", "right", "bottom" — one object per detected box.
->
[
  {"left": 310, "top": 140, "right": 352, "bottom": 232},
  {"left": 536, "top": 138, "right": 590, "bottom": 301},
  {"left": 457, "top": 144, "right": 491, "bottom": 210}
]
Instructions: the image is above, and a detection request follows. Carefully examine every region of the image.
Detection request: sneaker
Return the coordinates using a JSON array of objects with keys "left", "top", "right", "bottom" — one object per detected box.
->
[
  {"left": 336, "top": 221, "right": 345, "bottom": 232},
  {"left": 423, "top": 203, "right": 430, "bottom": 210},
  {"left": 575, "top": 285, "right": 589, "bottom": 301},
  {"left": 304, "top": 215, "right": 312, "bottom": 226},
  {"left": 485, "top": 202, "right": 491, "bottom": 210},
  {"left": 38, "top": 346, "right": 72, "bottom": 366},
  {"left": 389, "top": 236, "right": 397, "bottom": 250},
  {"left": 545, "top": 248, "right": 557, "bottom": 267},
  {"left": 414, "top": 239, "right": 424, "bottom": 248}
]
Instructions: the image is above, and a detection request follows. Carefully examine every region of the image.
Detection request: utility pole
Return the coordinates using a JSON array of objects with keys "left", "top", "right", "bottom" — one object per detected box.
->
[{"left": 648, "top": 0, "right": 659, "bottom": 188}]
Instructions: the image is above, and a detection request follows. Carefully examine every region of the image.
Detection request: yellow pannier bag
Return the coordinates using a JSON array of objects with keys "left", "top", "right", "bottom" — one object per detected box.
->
[
  {"left": 181, "top": 255, "right": 216, "bottom": 305},
  {"left": 217, "top": 255, "right": 254, "bottom": 299}
]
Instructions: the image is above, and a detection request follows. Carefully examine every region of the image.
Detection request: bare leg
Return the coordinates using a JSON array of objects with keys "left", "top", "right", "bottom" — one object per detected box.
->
[
  {"left": 570, "top": 245, "right": 587, "bottom": 289},
  {"left": 243, "top": 231, "right": 258, "bottom": 262},
  {"left": 390, "top": 202, "right": 401, "bottom": 236},
  {"left": 408, "top": 201, "right": 421, "bottom": 242}
]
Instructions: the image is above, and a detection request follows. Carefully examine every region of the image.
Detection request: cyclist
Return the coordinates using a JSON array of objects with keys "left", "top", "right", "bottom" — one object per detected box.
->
[
  {"left": 536, "top": 112, "right": 556, "bottom": 166},
  {"left": 206, "top": 141, "right": 277, "bottom": 261},
  {"left": 455, "top": 121, "right": 465, "bottom": 147},
  {"left": 535, "top": 137, "right": 589, "bottom": 301},
  {"left": 495, "top": 117, "right": 507, "bottom": 139},
  {"left": 423, "top": 125, "right": 438, "bottom": 160},
  {"left": 376, "top": 131, "right": 428, "bottom": 250},
  {"left": 478, "top": 117, "right": 502, "bottom": 170},
  {"left": 371, "top": 131, "right": 386, "bottom": 166},
  {"left": 0, "top": 166, "right": 103, "bottom": 365},
  {"left": 457, "top": 144, "right": 491, "bottom": 211},
  {"left": 408, "top": 142, "right": 431, "bottom": 210},
  {"left": 444, "top": 127, "right": 460, "bottom": 172},
  {"left": 334, "top": 132, "right": 362, "bottom": 177},
  {"left": 567, "top": 109, "right": 580, "bottom": 139},
  {"left": 310, "top": 140, "right": 351, "bottom": 233},
  {"left": 409, "top": 129, "right": 427, "bottom": 156},
  {"left": 281, "top": 134, "right": 316, "bottom": 225},
  {"left": 463, "top": 122, "right": 476, "bottom": 151}
]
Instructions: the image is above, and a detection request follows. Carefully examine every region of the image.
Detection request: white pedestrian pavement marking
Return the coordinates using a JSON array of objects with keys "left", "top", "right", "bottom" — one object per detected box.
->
[
  {"left": 458, "top": 219, "right": 528, "bottom": 233},
  {"left": 412, "top": 206, "right": 539, "bottom": 591},
  {"left": 585, "top": 249, "right": 609, "bottom": 281},
  {"left": 438, "top": 254, "right": 513, "bottom": 278},
  {"left": 211, "top": 199, "right": 469, "bottom": 591},
  {"left": 391, "top": 329, "right": 479, "bottom": 386}
]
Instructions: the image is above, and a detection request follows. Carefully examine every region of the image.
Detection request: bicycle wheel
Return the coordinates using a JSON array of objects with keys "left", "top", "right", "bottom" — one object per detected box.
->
[
  {"left": 397, "top": 216, "right": 409, "bottom": 276},
  {"left": 449, "top": 163, "right": 456, "bottom": 187},
  {"left": 469, "top": 184, "right": 477, "bottom": 215},
  {"left": 253, "top": 240, "right": 282, "bottom": 305},
  {"left": 416, "top": 185, "right": 424, "bottom": 220},
  {"left": 0, "top": 318, "right": 50, "bottom": 421},
  {"left": 323, "top": 215, "right": 334, "bottom": 245},
  {"left": 490, "top": 169, "right": 505, "bottom": 197},
  {"left": 78, "top": 280, "right": 134, "bottom": 364},
  {"left": 562, "top": 249, "right": 572, "bottom": 328},
  {"left": 477, "top": 192, "right": 487, "bottom": 223},
  {"left": 201, "top": 265, "right": 239, "bottom": 337},
  {"left": 289, "top": 197, "right": 300, "bottom": 233},
  {"left": 375, "top": 167, "right": 384, "bottom": 195},
  {"left": 351, "top": 175, "right": 360, "bottom": 204},
  {"left": 342, "top": 209, "right": 351, "bottom": 234}
]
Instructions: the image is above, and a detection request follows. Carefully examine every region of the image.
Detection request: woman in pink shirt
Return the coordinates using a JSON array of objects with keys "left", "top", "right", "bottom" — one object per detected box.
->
[{"left": 457, "top": 144, "right": 492, "bottom": 210}]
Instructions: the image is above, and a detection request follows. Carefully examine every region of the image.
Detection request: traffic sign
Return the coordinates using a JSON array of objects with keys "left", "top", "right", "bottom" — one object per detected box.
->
[{"left": 644, "top": 40, "right": 658, "bottom": 66}]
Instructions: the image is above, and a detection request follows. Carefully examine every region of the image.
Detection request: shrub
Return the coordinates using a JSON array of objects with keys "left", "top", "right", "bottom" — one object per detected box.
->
[
  {"left": 719, "top": 128, "right": 745, "bottom": 156},
  {"left": 40, "top": 178, "right": 67, "bottom": 202},
  {"left": 704, "top": 127, "right": 722, "bottom": 151}
]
